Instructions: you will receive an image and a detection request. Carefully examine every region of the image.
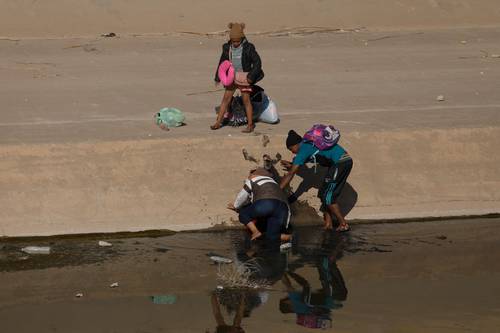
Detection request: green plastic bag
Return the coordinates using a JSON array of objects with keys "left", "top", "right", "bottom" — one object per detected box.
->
[{"left": 155, "top": 107, "right": 185, "bottom": 129}]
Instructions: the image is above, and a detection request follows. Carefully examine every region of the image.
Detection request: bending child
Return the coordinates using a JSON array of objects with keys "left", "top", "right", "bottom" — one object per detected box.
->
[{"left": 229, "top": 168, "right": 291, "bottom": 242}]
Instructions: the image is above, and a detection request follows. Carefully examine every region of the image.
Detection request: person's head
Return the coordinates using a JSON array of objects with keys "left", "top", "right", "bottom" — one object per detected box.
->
[
  {"left": 286, "top": 130, "right": 302, "bottom": 154},
  {"left": 228, "top": 22, "right": 245, "bottom": 47},
  {"left": 249, "top": 167, "right": 272, "bottom": 178}
]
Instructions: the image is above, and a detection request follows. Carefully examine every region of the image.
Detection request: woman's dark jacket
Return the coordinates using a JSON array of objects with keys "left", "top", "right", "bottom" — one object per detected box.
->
[{"left": 214, "top": 38, "right": 264, "bottom": 84}]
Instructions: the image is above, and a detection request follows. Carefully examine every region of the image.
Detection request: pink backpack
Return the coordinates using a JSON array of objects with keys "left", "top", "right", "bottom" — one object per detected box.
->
[{"left": 303, "top": 124, "right": 340, "bottom": 150}]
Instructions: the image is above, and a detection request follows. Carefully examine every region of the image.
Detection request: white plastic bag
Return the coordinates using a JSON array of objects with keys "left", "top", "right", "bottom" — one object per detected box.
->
[{"left": 258, "top": 99, "right": 279, "bottom": 124}]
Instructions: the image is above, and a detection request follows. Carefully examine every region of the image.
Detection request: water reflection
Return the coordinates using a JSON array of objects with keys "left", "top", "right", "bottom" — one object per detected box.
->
[
  {"left": 210, "top": 288, "right": 268, "bottom": 333},
  {"left": 209, "top": 227, "right": 348, "bottom": 331}
]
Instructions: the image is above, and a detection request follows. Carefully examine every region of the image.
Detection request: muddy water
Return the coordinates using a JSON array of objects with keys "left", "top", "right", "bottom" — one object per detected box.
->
[{"left": 1, "top": 218, "right": 500, "bottom": 333}]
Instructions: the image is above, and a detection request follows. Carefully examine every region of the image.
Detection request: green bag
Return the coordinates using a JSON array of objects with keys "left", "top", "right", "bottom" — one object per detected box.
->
[{"left": 155, "top": 107, "right": 185, "bottom": 128}]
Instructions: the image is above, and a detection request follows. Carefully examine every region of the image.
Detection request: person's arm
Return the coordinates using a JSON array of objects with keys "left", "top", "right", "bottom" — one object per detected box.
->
[
  {"left": 233, "top": 180, "right": 252, "bottom": 209},
  {"left": 247, "top": 44, "right": 262, "bottom": 84},
  {"left": 279, "top": 164, "right": 300, "bottom": 190}
]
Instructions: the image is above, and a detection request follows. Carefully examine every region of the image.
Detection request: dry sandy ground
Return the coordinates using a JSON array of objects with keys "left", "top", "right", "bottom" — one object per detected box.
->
[
  {"left": 1, "top": 0, "right": 500, "bottom": 38},
  {"left": 0, "top": 218, "right": 499, "bottom": 332},
  {"left": 0, "top": 27, "right": 499, "bottom": 236}
]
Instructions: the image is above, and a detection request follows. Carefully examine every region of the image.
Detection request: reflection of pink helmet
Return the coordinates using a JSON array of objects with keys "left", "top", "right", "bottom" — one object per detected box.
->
[{"left": 218, "top": 60, "right": 234, "bottom": 87}]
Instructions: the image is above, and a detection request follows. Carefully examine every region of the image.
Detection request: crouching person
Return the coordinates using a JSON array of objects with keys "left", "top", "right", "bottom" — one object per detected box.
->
[{"left": 228, "top": 168, "right": 292, "bottom": 242}]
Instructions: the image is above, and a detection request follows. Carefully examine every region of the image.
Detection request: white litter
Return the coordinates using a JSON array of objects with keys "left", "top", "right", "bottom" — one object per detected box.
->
[
  {"left": 75, "top": 293, "right": 84, "bottom": 298},
  {"left": 98, "top": 241, "right": 112, "bottom": 247},
  {"left": 436, "top": 95, "right": 445, "bottom": 102},
  {"left": 110, "top": 282, "right": 119, "bottom": 288},
  {"left": 22, "top": 246, "right": 51, "bottom": 255},
  {"left": 210, "top": 256, "right": 233, "bottom": 264}
]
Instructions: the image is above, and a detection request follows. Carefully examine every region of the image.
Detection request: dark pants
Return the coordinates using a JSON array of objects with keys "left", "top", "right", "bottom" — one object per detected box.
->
[
  {"left": 318, "top": 159, "right": 353, "bottom": 206},
  {"left": 239, "top": 199, "right": 290, "bottom": 241}
]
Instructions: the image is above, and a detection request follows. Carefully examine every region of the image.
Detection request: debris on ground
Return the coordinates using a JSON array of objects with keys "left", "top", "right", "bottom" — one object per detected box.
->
[
  {"left": 101, "top": 32, "right": 117, "bottom": 38},
  {"left": 155, "top": 107, "right": 185, "bottom": 131},
  {"left": 151, "top": 295, "right": 177, "bottom": 304},
  {"left": 21, "top": 246, "right": 51, "bottom": 255},
  {"left": 242, "top": 149, "right": 259, "bottom": 163},
  {"left": 75, "top": 293, "right": 84, "bottom": 298},
  {"left": 110, "top": 282, "right": 119, "bottom": 288},
  {"left": 263, "top": 153, "right": 282, "bottom": 170},
  {"left": 216, "top": 260, "right": 268, "bottom": 289},
  {"left": 491, "top": 54, "right": 500, "bottom": 58},
  {"left": 98, "top": 241, "right": 112, "bottom": 247},
  {"left": 262, "top": 134, "right": 270, "bottom": 147},
  {"left": 436, "top": 95, "right": 445, "bottom": 102},
  {"left": 210, "top": 256, "right": 233, "bottom": 264}
]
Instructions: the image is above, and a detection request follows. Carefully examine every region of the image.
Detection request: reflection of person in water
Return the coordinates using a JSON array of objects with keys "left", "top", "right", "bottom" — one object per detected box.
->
[
  {"left": 279, "top": 256, "right": 347, "bottom": 329},
  {"left": 210, "top": 288, "right": 267, "bottom": 333}
]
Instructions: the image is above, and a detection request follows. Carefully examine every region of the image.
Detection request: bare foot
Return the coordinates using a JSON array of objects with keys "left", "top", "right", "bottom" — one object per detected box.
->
[
  {"left": 242, "top": 124, "right": 255, "bottom": 133},
  {"left": 336, "top": 223, "right": 350, "bottom": 232},
  {"left": 324, "top": 221, "right": 333, "bottom": 230},
  {"left": 281, "top": 234, "right": 292, "bottom": 242},
  {"left": 210, "top": 122, "right": 222, "bottom": 130},
  {"left": 251, "top": 231, "right": 262, "bottom": 240}
]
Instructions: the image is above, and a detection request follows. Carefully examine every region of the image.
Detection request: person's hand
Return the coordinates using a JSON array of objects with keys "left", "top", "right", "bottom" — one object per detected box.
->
[
  {"left": 280, "top": 160, "right": 292, "bottom": 171},
  {"left": 227, "top": 203, "right": 237, "bottom": 211}
]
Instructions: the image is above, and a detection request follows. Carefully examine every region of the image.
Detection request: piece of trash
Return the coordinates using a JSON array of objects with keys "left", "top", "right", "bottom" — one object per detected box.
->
[
  {"left": 491, "top": 54, "right": 500, "bottom": 58},
  {"left": 98, "top": 241, "right": 112, "bottom": 247},
  {"left": 110, "top": 282, "right": 119, "bottom": 288},
  {"left": 228, "top": 134, "right": 232, "bottom": 137},
  {"left": 101, "top": 32, "right": 116, "bottom": 38},
  {"left": 216, "top": 285, "right": 224, "bottom": 290},
  {"left": 151, "top": 295, "right": 177, "bottom": 304},
  {"left": 480, "top": 71, "right": 484, "bottom": 75},
  {"left": 75, "top": 293, "right": 84, "bottom": 298},
  {"left": 154, "top": 107, "right": 185, "bottom": 130},
  {"left": 242, "top": 149, "right": 259, "bottom": 163},
  {"left": 210, "top": 256, "right": 233, "bottom": 264},
  {"left": 460, "top": 40, "right": 467, "bottom": 44},
  {"left": 262, "top": 134, "right": 270, "bottom": 147},
  {"left": 280, "top": 242, "right": 292, "bottom": 251},
  {"left": 436, "top": 95, "right": 445, "bottom": 102},
  {"left": 22, "top": 246, "right": 51, "bottom": 255}
]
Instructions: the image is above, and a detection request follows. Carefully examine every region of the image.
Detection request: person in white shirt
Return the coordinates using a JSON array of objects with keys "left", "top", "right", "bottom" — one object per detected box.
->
[{"left": 228, "top": 168, "right": 292, "bottom": 242}]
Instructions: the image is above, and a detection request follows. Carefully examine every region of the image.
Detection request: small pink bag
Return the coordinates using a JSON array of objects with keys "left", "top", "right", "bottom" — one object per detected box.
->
[{"left": 218, "top": 60, "right": 235, "bottom": 86}]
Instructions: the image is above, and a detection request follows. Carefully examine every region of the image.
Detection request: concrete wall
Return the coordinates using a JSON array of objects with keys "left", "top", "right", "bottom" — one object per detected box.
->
[
  {"left": 1, "top": 127, "right": 499, "bottom": 237},
  {"left": 1, "top": 0, "right": 500, "bottom": 38}
]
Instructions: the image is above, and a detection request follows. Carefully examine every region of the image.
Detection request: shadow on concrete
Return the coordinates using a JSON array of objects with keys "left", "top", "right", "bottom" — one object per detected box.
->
[{"left": 293, "top": 165, "right": 358, "bottom": 220}]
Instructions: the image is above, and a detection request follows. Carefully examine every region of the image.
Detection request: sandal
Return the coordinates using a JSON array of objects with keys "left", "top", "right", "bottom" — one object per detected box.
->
[
  {"left": 336, "top": 223, "right": 350, "bottom": 233},
  {"left": 241, "top": 124, "right": 255, "bottom": 133},
  {"left": 210, "top": 123, "right": 222, "bottom": 130}
]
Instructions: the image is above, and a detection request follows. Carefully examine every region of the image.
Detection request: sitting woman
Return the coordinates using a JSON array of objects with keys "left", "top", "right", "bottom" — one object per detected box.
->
[
  {"left": 211, "top": 22, "right": 264, "bottom": 133},
  {"left": 228, "top": 168, "right": 291, "bottom": 242}
]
